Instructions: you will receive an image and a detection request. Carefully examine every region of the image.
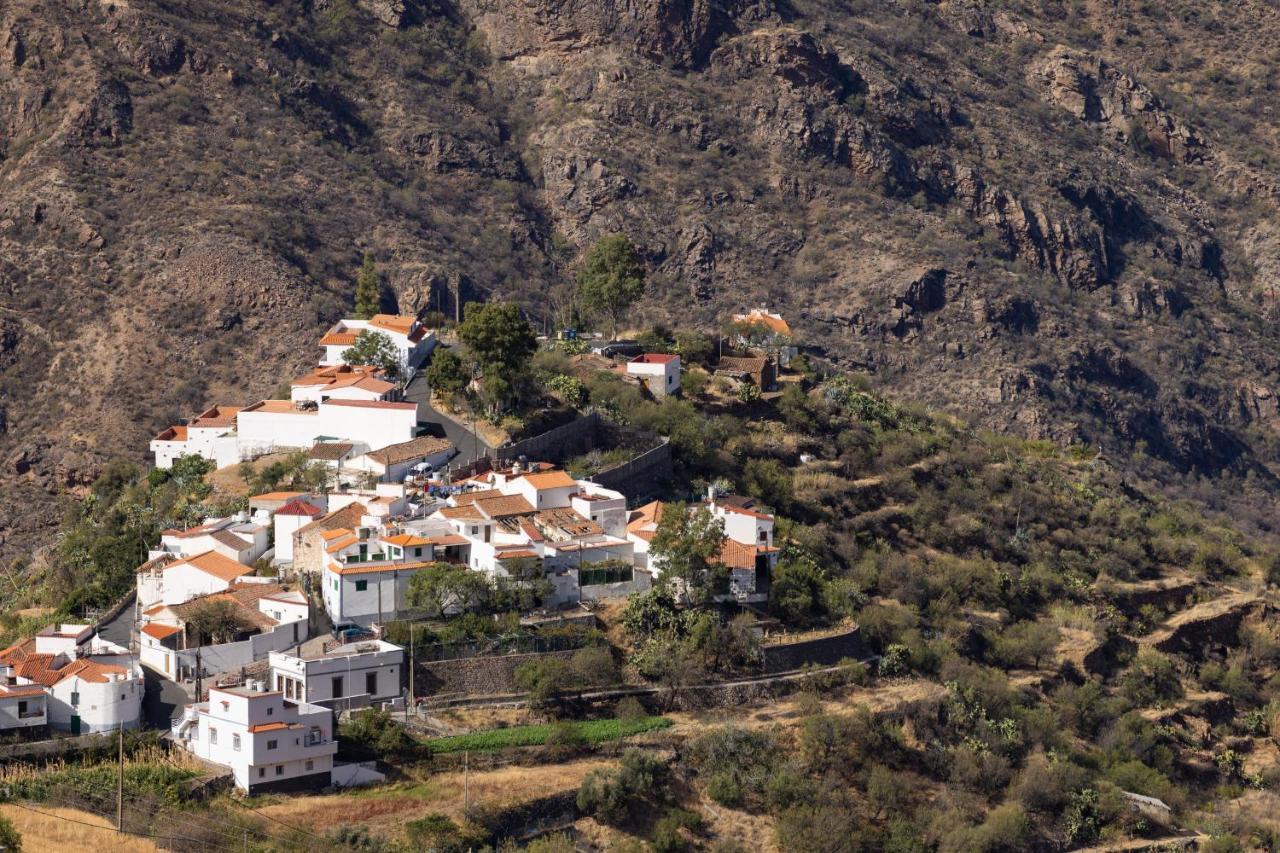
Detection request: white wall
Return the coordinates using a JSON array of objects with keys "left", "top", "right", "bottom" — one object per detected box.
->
[
  {"left": 47, "top": 668, "right": 143, "bottom": 733},
  {"left": 0, "top": 693, "right": 46, "bottom": 731}
]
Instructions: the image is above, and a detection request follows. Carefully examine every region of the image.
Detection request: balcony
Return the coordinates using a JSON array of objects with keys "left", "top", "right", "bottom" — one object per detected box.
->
[{"left": 17, "top": 708, "right": 44, "bottom": 720}]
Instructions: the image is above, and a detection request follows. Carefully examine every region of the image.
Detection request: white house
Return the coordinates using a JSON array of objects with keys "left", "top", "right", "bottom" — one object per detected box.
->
[
  {"left": 155, "top": 515, "right": 271, "bottom": 565},
  {"left": 139, "top": 583, "right": 310, "bottom": 679},
  {"left": 626, "top": 353, "right": 681, "bottom": 397},
  {"left": 627, "top": 493, "right": 777, "bottom": 603},
  {"left": 0, "top": 684, "right": 47, "bottom": 735},
  {"left": 0, "top": 626, "right": 142, "bottom": 734},
  {"left": 269, "top": 640, "right": 404, "bottom": 711},
  {"left": 320, "top": 522, "right": 469, "bottom": 627},
  {"left": 273, "top": 499, "right": 326, "bottom": 564},
  {"left": 291, "top": 364, "right": 395, "bottom": 404},
  {"left": 171, "top": 682, "right": 337, "bottom": 794},
  {"left": 348, "top": 435, "right": 456, "bottom": 483},
  {"left": 318, "top": 314, "right": 436, "bottom": 378},
  {"left": 136, "top": 549, "right": 258, "bottom": 610},
  {"left": 150, "top": 405, "right": 243, "bottom": 470},
  {"left": 235, "top": 398, "right": 419, "bottom": 459}
]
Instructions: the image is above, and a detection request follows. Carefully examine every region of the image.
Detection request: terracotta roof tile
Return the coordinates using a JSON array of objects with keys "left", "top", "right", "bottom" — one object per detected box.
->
[
  {"left": 519, "top": 470, "right": 578, "bottom": 490},
  {"left": 365, "top": 435, "right": 454, "bottom": 466},
  {"left": 141, "top": 623, "right": 182, "bottom": 641},
  {"left": 170, "top": 550, "right": 253, "bottom": 583},
  {"left": 475, "top": 495, "right": 536, "bottom": 518},
  {"left": 276, "top": 498, "right": 325, "bottom": 517}
]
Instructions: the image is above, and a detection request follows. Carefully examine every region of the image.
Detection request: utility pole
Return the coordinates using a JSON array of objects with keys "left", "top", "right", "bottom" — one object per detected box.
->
[
  {"left": 463, "top": 750, "right": 469, "bottom": 819},
  {"left": 116, "top": 721, "right": 124, "bottom": 833},
  {"left": 408, "top": 622, "right": 415, "bottom": 715}
]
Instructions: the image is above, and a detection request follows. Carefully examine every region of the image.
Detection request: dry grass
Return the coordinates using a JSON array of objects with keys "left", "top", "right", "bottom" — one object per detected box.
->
[
  {"left": 0, "top": 804, "right": 160, "bottom": 853},
  {"left": 206, "top": 451, "right": 295, "bottom": 498},
  {"left": 253, "top": 758, "right": 613, "bottom": 840},
  {"left": 792, "top": 469, "right": 849, "bottom": 494}
]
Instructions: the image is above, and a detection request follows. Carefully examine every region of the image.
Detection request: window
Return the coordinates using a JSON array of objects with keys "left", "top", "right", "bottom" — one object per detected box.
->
[
  {"left": 470, "top": 526, "right": 478, "bottom": 535},
  {"left": 355, "top": 580, "right": 367, "bottom": 592},
  {"left": 332, "top": 676, "right": 344, "bottom": 698},
  {"left": 276, "top": 675, "right": 284, "bottom": 691},
  {"left": 221, "top": 701, "right": 230, "bottom": 712},
  {"left": 267, "top": 706, "right": 274, "bottom": 716},
  {"left": 70, "top": 691, "right": 80, "bottom": 708},
  {"left": 305, "top": 760, "right": 314, "bottom": 772},
  {"left": 209, "top": 728, "right": 218, "bottom": 745},
  {"left": 332, "top": 578, "right": 339, "bottom": 591},
  {"left": 414, "top": 547, "right": 423, "bottom": 557},
  {"left": 276, "top": 765, "right": 284, "bottom": 776},
  {"left": 759, "top": 529, "right": 768, "bottom": 542},
  {"left": 365, "top": 671, "right": 377, "bottom": 696},
  {"left": 267, "top": 739, "right": 278, "bottom": 750},
  {"left": 233, "top": 733, "right": 241, "bottom": 751},
  {"left": 258, "top": 767, "right": 265, "bottom": 779}
]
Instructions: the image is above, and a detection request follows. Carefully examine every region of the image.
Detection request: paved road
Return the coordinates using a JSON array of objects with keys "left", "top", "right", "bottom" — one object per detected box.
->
[
  {"left": 95, "top": 593, "right": 135, "bottom": 648},
  {"left": 405, "top": 346, "right": 494, "bottom": 466},
  {"left": 142, "top": 666, "right": 191, "bottom": 728}
]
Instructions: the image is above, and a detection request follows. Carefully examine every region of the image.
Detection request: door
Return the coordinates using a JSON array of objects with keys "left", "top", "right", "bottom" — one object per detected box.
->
[{"left": 70, "top": 714, "right": 81, "bottom": 735}]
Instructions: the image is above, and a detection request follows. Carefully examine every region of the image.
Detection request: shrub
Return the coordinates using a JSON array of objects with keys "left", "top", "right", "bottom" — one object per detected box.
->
[
  {"left": 1120, "top": 650, "right": 1183, "bottom": 708},
  {"left": 0, "top": 816, "right": 21, "bottom": 853},
  {"left": 652, "top": 809, "right": 702, "bottom": 853},
  {"left": 577, "top": 749, "right": 669, "bottom": 825}
]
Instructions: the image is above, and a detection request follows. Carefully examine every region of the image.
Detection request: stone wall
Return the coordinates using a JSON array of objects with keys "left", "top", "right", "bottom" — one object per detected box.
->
[
  {"left": 761, "top": 626, "right": 865, "bottom": 674},
  {"left": 416, "top": 648, "right": 580, "bottom": 697},
  {"left": 496, "top": 414, "right": 603, "bottom": 465},
  {"left": 592, "top": 439, "right": 673, "bottom": 501}
]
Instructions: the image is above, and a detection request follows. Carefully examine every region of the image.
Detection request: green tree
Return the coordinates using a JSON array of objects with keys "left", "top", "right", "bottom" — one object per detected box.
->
[
  {"left": 354, "top": 252, "right": 381, "bottom": 319},
  {"left": 425, "top": 348, "right": 469, "bottom": 398},
  {"left": 342, "top": 329, "right": 401, "bottom": 379},
  {"left": 770, "top": 548, "right": 831, "bottom": 627},
  {"left": 649, "top": 502, "right": 727, "bottom": 605},
  {"left": 991, "top": 620, "right": 1060, "bottom": 670},
  {"left": 170, "top": 454, "right": 213, "bottom": 492},
  {"left": 406, "top": 563, "right": 492, "bottom": 617},
  {"left": 577, "top": 235, "right": 646, "bottom": 338},
  {"left": 0, "top": 815, "right": 21, "bottom": 853},
  {"left": 183, "top": 598, "right": 250, "bottom": 645},
  {"left": 458, "top": 302, "right": 537, "bottom": 374}
]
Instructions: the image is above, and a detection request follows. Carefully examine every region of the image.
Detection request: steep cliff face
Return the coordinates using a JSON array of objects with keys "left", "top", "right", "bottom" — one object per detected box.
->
[{"left": 3, "top": 0, "right": 1280, "bottom": 564}]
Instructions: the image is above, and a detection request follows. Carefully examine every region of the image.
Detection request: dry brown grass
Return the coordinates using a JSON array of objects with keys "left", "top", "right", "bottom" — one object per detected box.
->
[
  {"left": 206, "top": 451, "right": 296, "bottom": 499},
  {"left": 0, "top": 804, "right": 160, "bottom": 853},
  {"left": 253, "top": 758, "right": 614, "bottom": 841}
]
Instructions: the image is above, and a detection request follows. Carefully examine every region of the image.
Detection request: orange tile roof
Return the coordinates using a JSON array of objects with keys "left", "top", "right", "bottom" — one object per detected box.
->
[
  {"left": 141, "top": 623, "right": 182, "bottom": 641},
  {"left": 717, "top": 540, "right": 778, "bottom": 569},
  {"left": 320, "top": 527, "right": 354, "bottom": 541},
  {"left": 383, "top": 533, "right": 432, "bottom": 547},
  {"left": 324, "top": 399, "right": 417, "bottom": 411},
  {"left": 475, "top": 495, "right": 536, "bottom": 519},
  {"left": 154, "top": 425, "right": 188, "bottom": 441},
  {"left": 327, "top": 559, "right": 439, "bottom": 576},
  {"left": 425, "top": 534, "right": 469, "bottom": 547},
  {"left": 439, "top": 505, "right": 484, "bottom": 521},
  {"left": 368, "top": 314, "right": 418, "bottom": 335},
  {"left": 365, "top": 435, "right": 454, "bottom": 466},
  {"left": 452, "top": 489, "right": 503, "bottom": 505},
  {"left": 497, "top": 549, "right": 539, "bottom": 560},
  {"left": 626, "top": 501, "right": 664, "bottom": 542},
  {"left": 249, "top": 721, "right": 289, "bottom": 733},
  {"left": 293, "top": 364, "right": 386, "bottom": 387},
  {"left": 520, "top": 470, "right": 578, "bottom": 490},
  {"left": 170, "top": 550, "right": 253, "bottom": 583},
  {"left": 277, "top": 499, "right": 324, "bottom": 518},
  {"left": 734, "top": 308, "right": 792, "bottom": 336},
  {"left": 0, "top": 685, "right": 46, "bottom": 699},
  {"left": 250, "top": 491, "right": 306, "bottom": 502},
  {"left": 57, "top": 659, "right": 129, "bottom": 685},
  {"left": 320, "top": 331, "right": 359, "bottom": 346},
  {"left": 326, "top": 535, "right": 358, "bottom": 554},
  {"left": 191, "top": 405, "right": 243, "bottom": 428},
  {"left": 15, "top": 654, "right": 64, "bottom": 687},
  {"left": 715, "top": 502, "right": 773, "bottom": 521},
  {"left": 0, "top": 638, "right": 36, "bottom": 667}
]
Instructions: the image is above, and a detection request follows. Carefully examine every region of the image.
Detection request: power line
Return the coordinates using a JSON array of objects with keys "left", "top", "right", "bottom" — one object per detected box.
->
[
  {"left": 223, "top": 794, "right": 338, "bottom": 848},
  {"left": 3, "top": 800, "right": 211, "bottom": 846}
]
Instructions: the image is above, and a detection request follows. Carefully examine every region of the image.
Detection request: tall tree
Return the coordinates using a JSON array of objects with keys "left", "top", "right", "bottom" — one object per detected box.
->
[
  {"left": 354, "top": 252, "right": 381, "bottom": 319},
  {"left": 424, "top": 348, "right": 469, "bottom": 398},
  {"left": 342, "top": 329, "right": 401, "bottom": 379},
  {"left": 649, "top": 502, "right": 727, "bottom": 606},
  {"left": 406, "top": 563, "right": 492, "bottom": 616},
  {"left": 576, "top": 235, "right": 646, "bottom": 339},
  {"left": 456, "top": 302, "right": 536, "bottom": 415}
]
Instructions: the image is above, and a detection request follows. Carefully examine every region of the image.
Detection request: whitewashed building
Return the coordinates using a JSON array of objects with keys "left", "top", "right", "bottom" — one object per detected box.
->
[
  {"left": 318, "top": 315, "right": 436, "bottom": 378},
  {"left": 171, "top": 682, "right": 337, "bottom": 794},
  {"left": 273, "top": 499, "right": 326, "bottom": 564},
  {"left": 0, "top": 684, "right": 47, "bottom": 734},
  {"left": 155, "top": 515, "right": 271, "bottom": 565},
  {"left": 139, "top": 583, "right": 310, "bottom": 679},
  {"left": 136, "top": 550, "right": 258, "bottom": 610},
  {"left": 0, "top": 625, "right": 142, "bottom": 734},
  {"left": 348, "top": 435, "right": 456, "bottom": 483},
  {"left": 150, "top": 406, "right": 243, "bottom": 470},
  {"left": 291, "top": 364, "right": 395, "bottom": 404},
  {"left": 626, "top": 353, "right": 681, "bottom": 398},
  {"left": 269, "top": 640, "right": 404, "bottom": 711},
  {"left": 235, "top": 398, "right": 419, "bottom": 459}
]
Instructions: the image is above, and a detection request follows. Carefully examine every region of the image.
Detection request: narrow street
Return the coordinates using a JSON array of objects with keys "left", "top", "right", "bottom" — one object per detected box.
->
[{"left": 404, "top": 346, "right": 494, "bottom": 466}]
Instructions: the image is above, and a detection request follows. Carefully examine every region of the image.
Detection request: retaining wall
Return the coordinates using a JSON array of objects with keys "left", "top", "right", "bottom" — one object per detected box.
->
[
  {"left": 592, "top": 440, "right": 673, "bottom": 501},
  {"left": 496, "top": 414, "right": 602, "bottom": 465},
  {"left": 416, "top": 648, "right": 581, "bottom": 696},
  {"left": 761, "top": 626, "right": 864, "bottom": 674}
]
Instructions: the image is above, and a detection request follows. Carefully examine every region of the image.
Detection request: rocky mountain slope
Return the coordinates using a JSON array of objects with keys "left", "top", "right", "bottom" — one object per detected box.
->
[{"left": 3, "top": 0, "right": 1280, "bottom": 567}]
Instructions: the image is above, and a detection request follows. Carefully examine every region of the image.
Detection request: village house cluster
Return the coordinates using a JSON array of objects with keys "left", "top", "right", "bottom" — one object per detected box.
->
[{"left": 1, "top": 307, "right": 793, "bottom": 796}]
